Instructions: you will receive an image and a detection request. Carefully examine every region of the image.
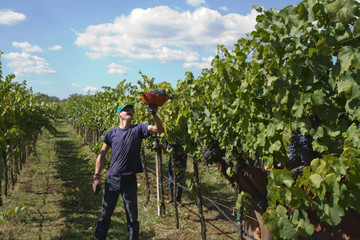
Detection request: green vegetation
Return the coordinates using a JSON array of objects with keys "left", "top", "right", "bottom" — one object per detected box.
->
[
  {"left": 1, "top": 0, "right": 359, "bottom": 239},
  {"left": 0, "top": 119, "right": 237, "bottom": 239},
  {"left": 0, "top": 51, "right": 58, "bottom": 208},
  {"left": 58, "top": 0, "right": 360, "bottom": 238}
]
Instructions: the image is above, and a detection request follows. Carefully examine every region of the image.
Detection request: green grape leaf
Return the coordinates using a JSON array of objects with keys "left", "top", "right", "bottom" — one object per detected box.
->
[
  {"left": 338, "top": 46, "right": 360, "bottom": 74},
  {"left": 291, "top": 103, "right": 304, "bottom": 119},
  {"left": 278, "top": 170, "right": 295, "bottom": 188},
  {"left": 337, "top": 74, "right": 360, "bottom": 101},
  {"left": 291, "top": 209, "right": 315, "bottom": 237},
  {"left": 263, "top": 205, "right": 297, "bottom": 239},
  {"left": 311, "top": 90, "right": 326, "bottom": 106},
  {"left": 309, "top": 174, "right": 323, "bottom": 189},
  {"left": 269, "top": 140, "right": 281, "bottom": 153},
  {"left": 318, "top": 202, "right": 344, "bottom": 226},
  {"left": 354, "top": 18, "right": 360, "bottom": 36}
]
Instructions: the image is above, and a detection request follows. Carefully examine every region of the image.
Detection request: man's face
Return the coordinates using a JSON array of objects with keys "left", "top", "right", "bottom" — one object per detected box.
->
[{"left": 119, "top": 107, "right": 133, "bottom": 120}]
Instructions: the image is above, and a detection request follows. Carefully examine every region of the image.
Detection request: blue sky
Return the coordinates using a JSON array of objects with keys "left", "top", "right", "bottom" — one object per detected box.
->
[{"left": 1, "top": 0, "right": 302, "bottom": 100}]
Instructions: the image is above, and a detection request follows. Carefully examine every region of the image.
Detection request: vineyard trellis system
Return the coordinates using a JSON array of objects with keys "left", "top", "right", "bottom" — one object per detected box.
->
[
  {"left": 62, "top": 0, "right": 360, "bottom": 238},
  {"left": 1, "top": 0, "right": 359, "bottom": 239},
  {"left": 0, "top": 52, "right": 58, "bottom": 209},
  {"left": 141, "top": 158, "right": 260, "bottom": 240}
]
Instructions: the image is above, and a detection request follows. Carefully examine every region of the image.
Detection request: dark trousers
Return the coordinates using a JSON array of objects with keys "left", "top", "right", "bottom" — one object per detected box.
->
[
  {"left": 95, "top": 174, "right": 139, "bottom": 240},
  {"left": 168, "top": 158, "right": 187, "bottom": 201}
]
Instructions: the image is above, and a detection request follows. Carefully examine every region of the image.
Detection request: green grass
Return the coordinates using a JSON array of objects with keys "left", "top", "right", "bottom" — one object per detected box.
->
[{"left": 0, "top": 119, "right": 240, "bottom": 240}]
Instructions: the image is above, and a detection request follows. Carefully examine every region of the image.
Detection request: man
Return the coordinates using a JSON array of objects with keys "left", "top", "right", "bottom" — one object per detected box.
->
[{"left": 93, "top": 103, "right": 164, "bottom": 240}]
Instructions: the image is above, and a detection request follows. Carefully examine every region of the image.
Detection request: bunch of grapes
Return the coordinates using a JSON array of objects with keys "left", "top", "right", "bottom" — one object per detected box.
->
[
  {"left": 251, "top": 156, "right": 265, "bottom": 171},
  {"left": 288, "top": 128, "right": 312, "bottom": 165},
  {"left": 196, "top": 139, "right": 225, "bottom": 166},
  {"left": 147, "top": 89, "right": 172, "bottom": 99}
]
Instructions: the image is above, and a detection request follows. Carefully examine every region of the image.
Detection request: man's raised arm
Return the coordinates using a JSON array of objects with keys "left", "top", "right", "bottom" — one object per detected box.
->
[{"left": 147, "top": 104, "right": 164, "bottom": 134}]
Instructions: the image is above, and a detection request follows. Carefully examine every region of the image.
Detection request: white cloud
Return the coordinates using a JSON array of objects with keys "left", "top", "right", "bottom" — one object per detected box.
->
[
  {"left": 4, "top": 51, "right": 56, "bottom": 76},
  {"left": 75, "top": 6, "right": 258, "bottom": 69},
  {"left": 186, "top": 0, "right": 206, "bottom": 7},
  {"left": 72, "top": 83, "right": 81, "bottom": 87},
  {"left": 0, "top": 9, "right": 26, "bottom": 25},
  {"left": 49, "top": 45, "right": 62, "bottom": 51},
  {"left": 83, "top": 86, "right": 98, "bottom": 93},
  {"left": 183, "top": 56, "right": 213, "bottom": 69},
  {"left": 219, "top": 6, "right": 228, "bottom": 12},
  {"left": 106, "top": 63, "right": 128, "bottom": 75},
  {"left": 86, "top": 52, "right": 102, "bottom": 59},
  {"left": 12, "top": 41, "right": 42, "bottom": 52}
]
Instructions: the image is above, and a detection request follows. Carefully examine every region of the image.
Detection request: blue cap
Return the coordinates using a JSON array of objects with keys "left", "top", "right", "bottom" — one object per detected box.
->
[{"left": 117, "top": 104, "right": 134, "bottom": 116}]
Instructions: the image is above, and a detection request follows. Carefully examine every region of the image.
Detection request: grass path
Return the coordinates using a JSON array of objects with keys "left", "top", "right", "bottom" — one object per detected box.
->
[
  {"left": 0, "top": 119, "right": 107, "bottom": 239},
  {"left": 0, "top": 119, "right": 239, "bottom": 240}
]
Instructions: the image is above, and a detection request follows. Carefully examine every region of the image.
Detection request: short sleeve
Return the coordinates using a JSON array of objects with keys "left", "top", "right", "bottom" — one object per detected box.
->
[
  {"left": 139, "top": 123, "right": 149, "bottom": 139},
  {"left": 102, "top": 129, "right": 112, "bottom": 146}
]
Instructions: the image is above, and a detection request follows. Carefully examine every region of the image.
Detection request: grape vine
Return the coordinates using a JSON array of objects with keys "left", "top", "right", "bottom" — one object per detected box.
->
[
  {"left": 59, "top": 0, "right": 360, "bottom": 239},
  {"left": 0, "top": 52, "right": 58, "bottom": 206}
]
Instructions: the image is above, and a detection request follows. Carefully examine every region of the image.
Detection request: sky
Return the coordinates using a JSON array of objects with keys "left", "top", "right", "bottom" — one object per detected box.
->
[{"left": 0, "top": 0, "right": 302, "bottom": 100}]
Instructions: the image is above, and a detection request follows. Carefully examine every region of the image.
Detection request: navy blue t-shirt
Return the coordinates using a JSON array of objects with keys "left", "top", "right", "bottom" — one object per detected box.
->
[{"left": 103, "top": 123, "right": 149, "bottom": 176}]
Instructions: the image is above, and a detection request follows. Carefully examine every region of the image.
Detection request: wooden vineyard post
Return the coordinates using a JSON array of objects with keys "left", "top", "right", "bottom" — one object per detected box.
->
[
  {"left": 0, "top": 171, "right": 1, "bottom": 206},
  {"left": 235, "top": 183, "right": 244, "bottom": 240},
  {"left": 141, "top": 146, "right": 151, "bottom": 203},
  {"left": 235, "top": 159, "right": 244, "bottom": 240},
  {"left": 193, "top": 160, "right": 206, "bottom": 240},
  {"left": 0, "top": 151, "right": 3, "bottom": 206},
  {"left": 10, "top": 154, "right": 15, "bottom": 190},
  {"left": 155, "top": 137, "right": 165, "bottom": 216},
  {"left": 171, "top": 153, "right": 180, "bottom": 229},
  {"left": 238, "top": 207, "right": 244, "bottom": 240},
  {"left": 2, "top": 149, "right": 8, "bottom": 197},
  {"left": 20, "top": 141, "right": 25, "bottom": 171},
  {"left": 14, "top": 146, "right": 20, "bottom": 183}
]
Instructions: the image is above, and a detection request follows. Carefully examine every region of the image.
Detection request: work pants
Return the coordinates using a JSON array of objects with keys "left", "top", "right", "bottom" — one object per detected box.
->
[{"left": 94, "top": 174, "right": 139, "bottom": 240}]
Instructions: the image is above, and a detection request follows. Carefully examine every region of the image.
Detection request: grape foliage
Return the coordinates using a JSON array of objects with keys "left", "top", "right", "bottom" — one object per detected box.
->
[{"left": 59, "top": 0, "right": 360, "bottom": 239}]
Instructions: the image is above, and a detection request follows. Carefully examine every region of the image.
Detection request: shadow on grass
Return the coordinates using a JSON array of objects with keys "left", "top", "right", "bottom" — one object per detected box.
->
[{"left": 52, "top": 129, "right": 155, "bottom": 239}]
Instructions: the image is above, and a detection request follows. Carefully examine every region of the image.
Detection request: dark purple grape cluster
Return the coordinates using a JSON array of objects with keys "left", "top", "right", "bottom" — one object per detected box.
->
[
  {"left": 147, "top": 89, "right": 172, "bottom": 99},
  {"left": 288, "top": 128, "right": 313, "bottom": 165},
  {"left": 252, "top": 156, "right": 265, "bottom": 171},
  {"left": 196, "top": 139, "right": 225, "bottom": 166}
]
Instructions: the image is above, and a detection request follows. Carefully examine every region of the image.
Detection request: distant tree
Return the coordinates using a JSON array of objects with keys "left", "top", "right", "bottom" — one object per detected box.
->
[
  {"left": 63, "top": 93, "right": 84, "bottom": 101},
  {"left": 36, "top": 93, "right": 61, "bottom": 102}
]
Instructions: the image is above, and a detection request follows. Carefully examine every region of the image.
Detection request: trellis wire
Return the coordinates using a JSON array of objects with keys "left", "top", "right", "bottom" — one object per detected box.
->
[{"left": 144, "top": 166, "right": 258, "bottom": 240}]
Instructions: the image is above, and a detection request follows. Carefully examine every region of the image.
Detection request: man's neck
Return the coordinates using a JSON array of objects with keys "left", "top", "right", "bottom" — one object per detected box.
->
[{"left": 119, "top": 119, "right": 131, "bottom": 129}]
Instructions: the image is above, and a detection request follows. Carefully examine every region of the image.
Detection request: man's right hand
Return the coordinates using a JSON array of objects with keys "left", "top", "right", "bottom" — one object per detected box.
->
[
  {"left": 93, "top": 179, "right": 101, "bottom": 195},
  {"left": 148, "top": 104, "right": 158, "bottom": 116}
]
